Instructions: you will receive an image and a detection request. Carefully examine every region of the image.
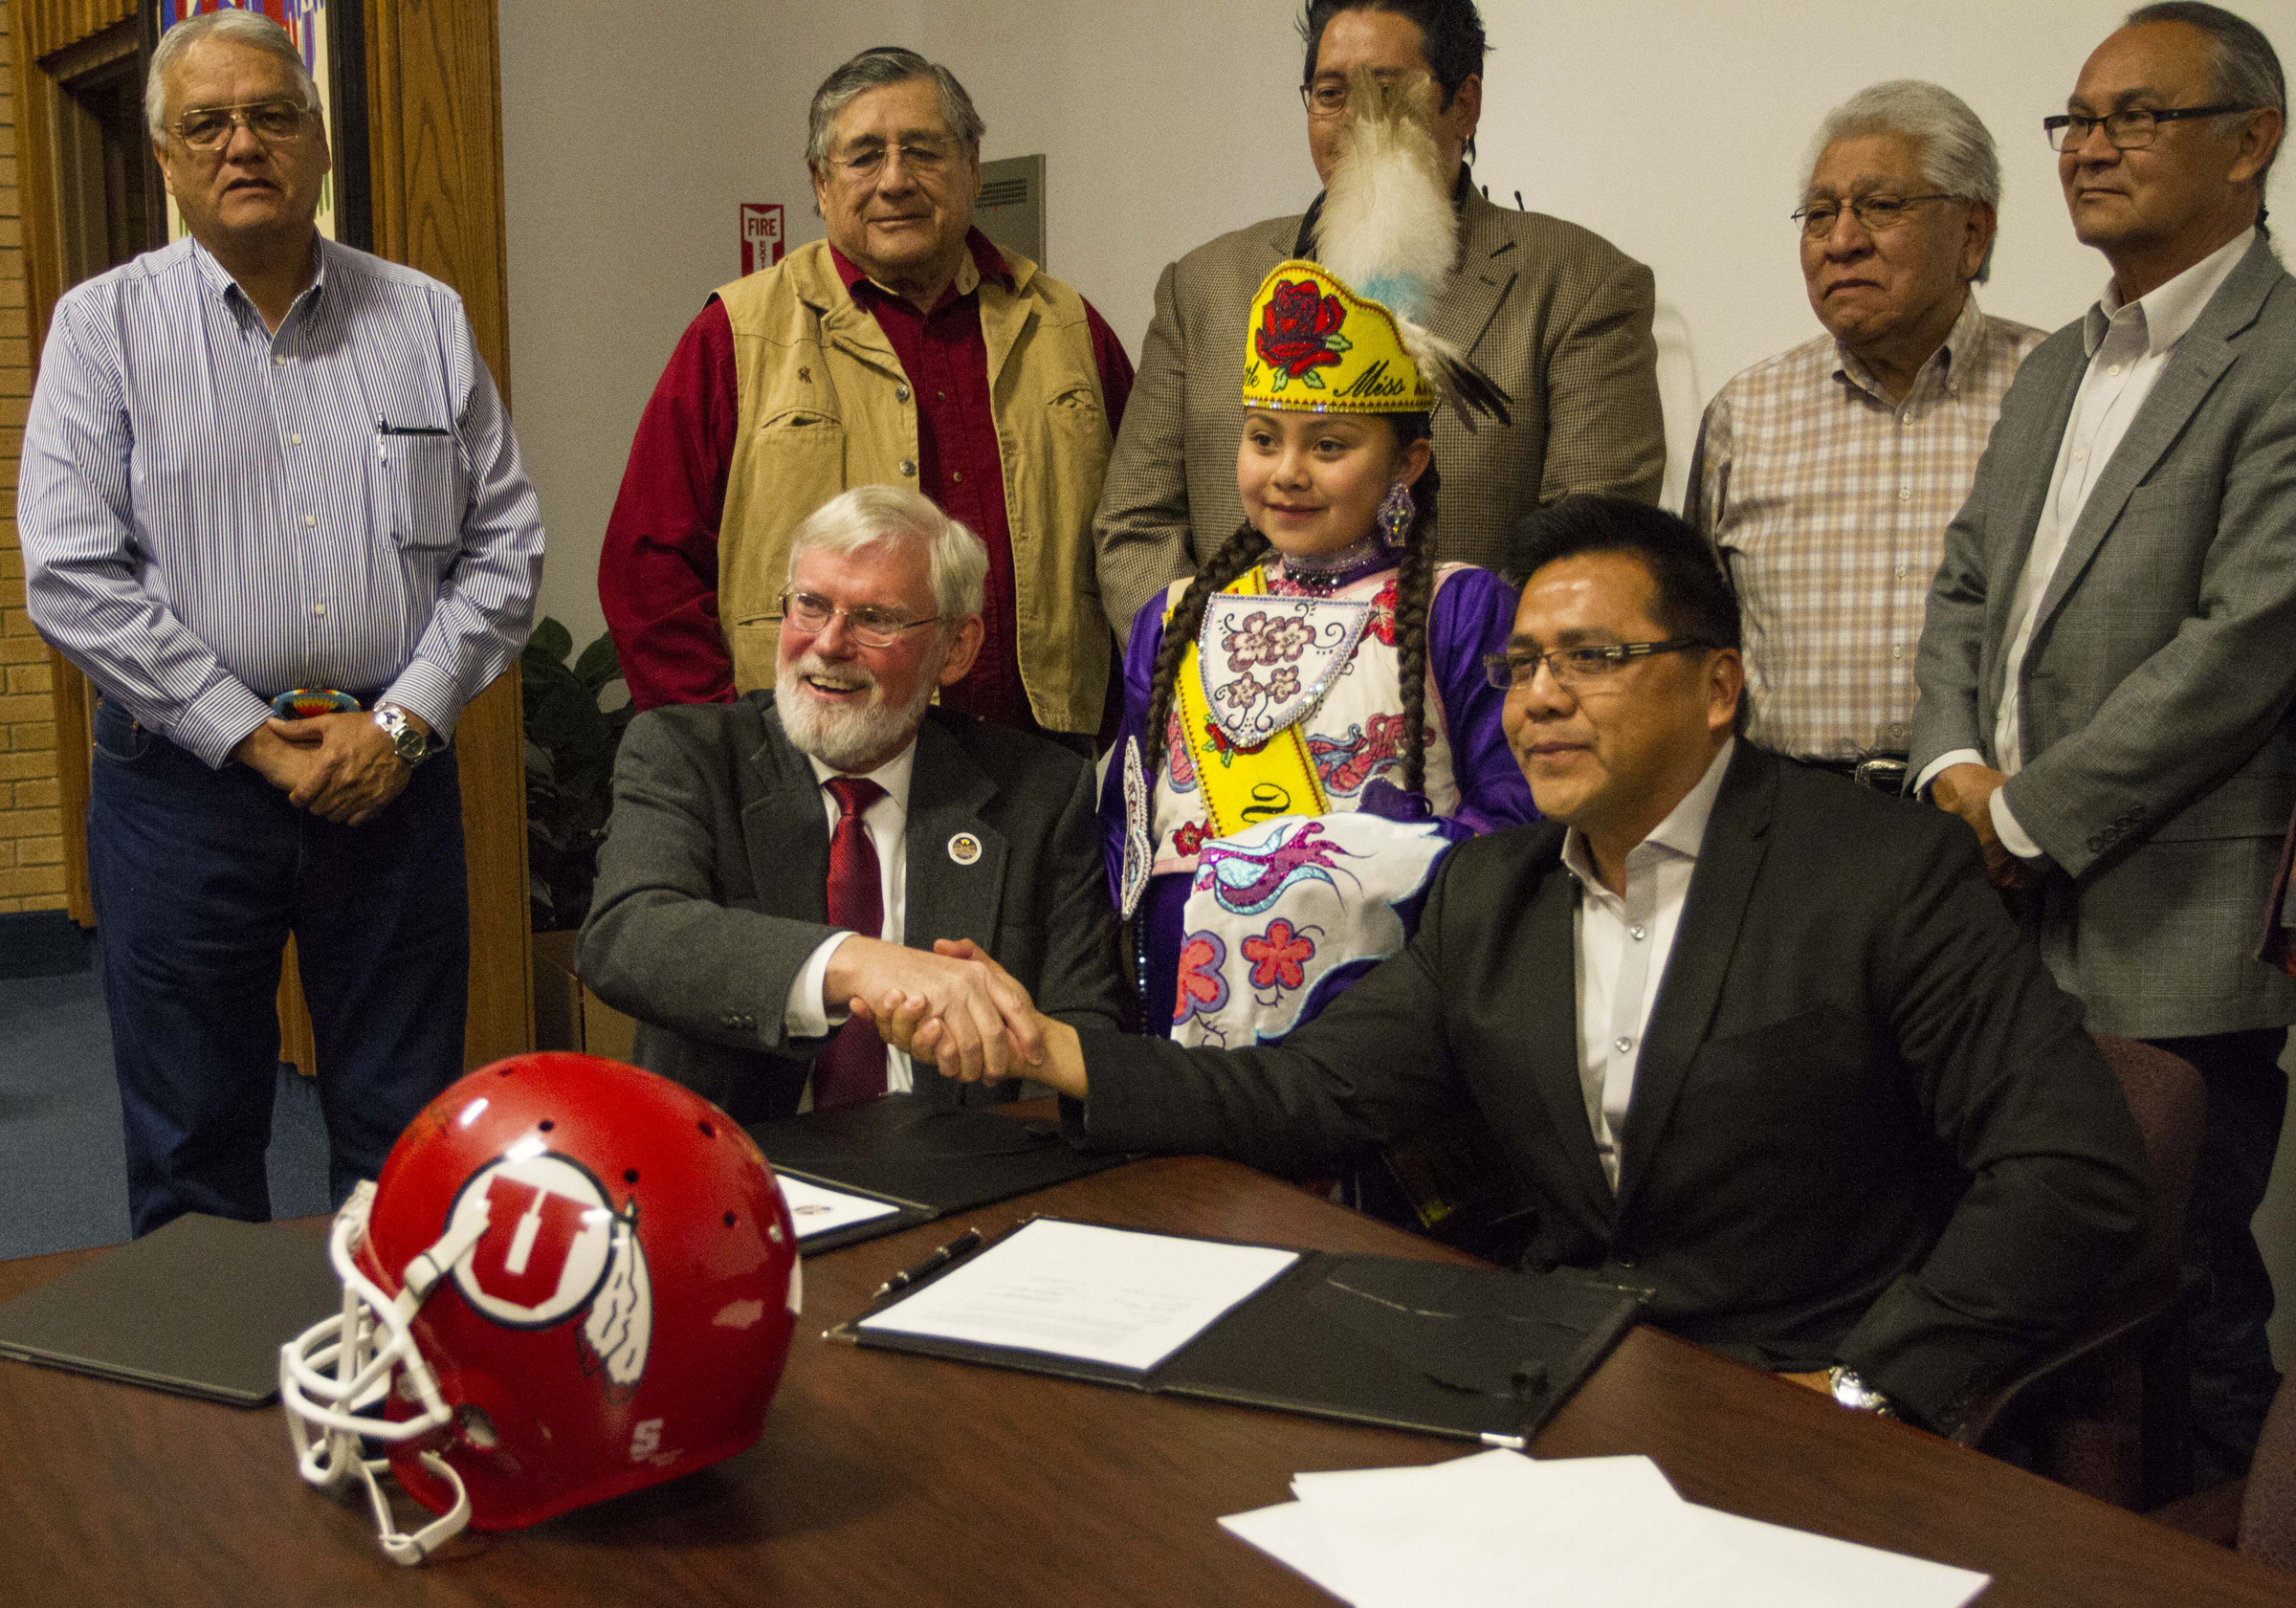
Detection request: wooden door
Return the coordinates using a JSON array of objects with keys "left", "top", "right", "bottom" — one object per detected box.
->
[{"left": 363, "top": 0, "right": 531, "bottom": 1068}]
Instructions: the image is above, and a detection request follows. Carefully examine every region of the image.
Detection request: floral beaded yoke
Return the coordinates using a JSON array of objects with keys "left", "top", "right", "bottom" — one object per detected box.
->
[{"left": 1102, "top": 553, "right": 1534, "bottom": 1046}]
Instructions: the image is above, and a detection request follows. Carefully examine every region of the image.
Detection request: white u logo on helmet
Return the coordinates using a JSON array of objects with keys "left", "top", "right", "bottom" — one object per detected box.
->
[{"left": 446, "top": 1154, "right": 621, "bottom": 1328}]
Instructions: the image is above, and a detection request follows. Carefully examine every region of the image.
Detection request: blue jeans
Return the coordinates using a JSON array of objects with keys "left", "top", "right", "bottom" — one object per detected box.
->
[{"left": 87, "top": 699, "right": 470, "bottom": 1235}]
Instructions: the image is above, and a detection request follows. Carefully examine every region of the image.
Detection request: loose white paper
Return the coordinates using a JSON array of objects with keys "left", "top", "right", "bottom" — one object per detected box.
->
[
  {"left": 1675, "top": 1504, "right": 1990, "bottom": 1608},
  {"left": 1292, "top": 1452, "right": 1716, "bottom": 1608},
  {"left": 777, "top": 1174, "right": 900, "bottom": 1242},
  {"left": 857, "top": 1218, "right": 1299, "bottom": 1372},
  {"left": 1221, "top": 1501, "right": 1377, "bottom": 1604},
  {"left": 1221, "top": 1450, "right": 1990, "bottom": 1608}
]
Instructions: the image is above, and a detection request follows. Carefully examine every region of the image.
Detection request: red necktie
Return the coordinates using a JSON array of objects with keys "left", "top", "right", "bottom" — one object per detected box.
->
[{"left": 813, "top": 776, "right": 889, "bottom": 1109}]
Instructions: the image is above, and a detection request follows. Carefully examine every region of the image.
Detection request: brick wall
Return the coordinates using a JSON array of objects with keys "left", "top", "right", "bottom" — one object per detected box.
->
[{"left": 0, "top": 1, "right": 64, "bottom": 915}]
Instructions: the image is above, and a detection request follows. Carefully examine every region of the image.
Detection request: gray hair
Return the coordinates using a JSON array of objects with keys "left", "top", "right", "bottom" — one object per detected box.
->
[
  {"left": 806, "top": 47, "right": 985, "bottom": 174},
  {"left": 145, "top": 11, "right": 321, "bottom": 143},
  {"left": 786, "top": 485, "right": 988, "bottom": 623},
  {"left": 2127, "top": 2, "right": 2285, "bottom": 213},
  {"left": 1807, "top": 79, "right": 2003, "bottom": 282}
]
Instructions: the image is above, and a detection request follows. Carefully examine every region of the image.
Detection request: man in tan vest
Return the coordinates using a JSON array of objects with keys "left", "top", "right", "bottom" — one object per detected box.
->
[{"left": 601, "top": 47, "right": 1134, "bottom": 740}]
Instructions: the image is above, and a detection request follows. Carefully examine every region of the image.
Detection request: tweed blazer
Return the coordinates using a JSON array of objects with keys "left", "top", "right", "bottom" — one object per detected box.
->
[
  {"left": 1079, "top": 744, "right": 2151, "bottom": 1431},
  {"left": 578, "top": 699, "right": 1127, "bottom": 1122},
  {"left": 1093, "top": 185, "right": 1667, "bottom": 634},
  {"left": 1911, "top": 233, "right": 2296, "bottom": 1038}
]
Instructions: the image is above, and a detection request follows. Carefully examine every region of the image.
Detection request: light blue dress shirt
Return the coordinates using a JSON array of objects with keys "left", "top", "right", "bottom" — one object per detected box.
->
[{"left": 20, "top": 235, "right": 543, "bottom": 767}]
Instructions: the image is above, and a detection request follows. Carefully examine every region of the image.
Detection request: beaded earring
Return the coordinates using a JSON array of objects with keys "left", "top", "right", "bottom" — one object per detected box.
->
[{"left": 1377, "top": 481, "right": 1414, "bottom": 547}]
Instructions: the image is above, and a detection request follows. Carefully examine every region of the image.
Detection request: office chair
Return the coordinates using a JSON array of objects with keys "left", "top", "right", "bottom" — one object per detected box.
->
[
  {"left": 2238, "top": 1369, "right": 2296, "bottom": 1571},
  {"left": 1951, "top": 1034, "right": 2207, "bottom": 1511},
  {"left": 2152, "top": 1367, "right": 2296, "bottom": 1574}
]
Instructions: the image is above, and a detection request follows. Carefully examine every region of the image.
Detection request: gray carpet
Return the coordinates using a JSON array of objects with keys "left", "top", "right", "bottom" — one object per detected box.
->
[{"left": 0, "top": 965, "right": 332, "bottom": 1261}]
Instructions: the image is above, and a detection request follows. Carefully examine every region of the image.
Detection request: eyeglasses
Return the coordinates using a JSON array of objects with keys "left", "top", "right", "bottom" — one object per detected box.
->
[
  {"left": 826, "top": 139, "right": 958, "bottom": 182},
  {"left": 1300, "top": 72, "right": 1417, "bottom": 119},
  {"left": 172, "top": 99, "right": 311, "bottom": 152},
  {"left": 1483, "top": 638, "right": 1715, "bottom": 692},
  {"left": 2044, "top": 104, "right": 2257, "bottom": 151},
  {"left": 778, "top": 589, "right": 939, "bottom": 649},
  {"left": 1790, "top": 193, "right": 1957, "bottom": 238}
]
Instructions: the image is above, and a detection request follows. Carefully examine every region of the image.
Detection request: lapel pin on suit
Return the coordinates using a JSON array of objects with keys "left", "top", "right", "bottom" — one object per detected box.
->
[{"left": 947, "top": 832, "right": 982, "bottom": 867}]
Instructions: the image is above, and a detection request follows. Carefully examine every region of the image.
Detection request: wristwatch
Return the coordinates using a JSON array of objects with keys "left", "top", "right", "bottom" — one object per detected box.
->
[
  {"left": 373, "top": 704, "right": 434, "bottom": 767},
  {"left": 1827, "top": 1365, "right": 1896, "bottom": 1418}
]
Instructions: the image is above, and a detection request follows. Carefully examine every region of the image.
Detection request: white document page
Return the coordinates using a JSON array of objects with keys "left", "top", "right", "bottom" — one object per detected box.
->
[
  {"left": 1222, "top": 1451, "right": 1990, "bottom": 1608},
  {"left": 1293, "top": 1451, "right": 1718, "bottom": 1608},
  {"left": 1677, "top": 1504, "right": 1990, "bottom": 1608},
  {"left": 856, "top": 1218, "right": 1299, "bottom": 1372},
  {"left": 1220, "top": 1501, "right": 1377, "bottom": 1606},
  {"left": 777, "top": 1174, "right": 900, "bottom": 1242}
]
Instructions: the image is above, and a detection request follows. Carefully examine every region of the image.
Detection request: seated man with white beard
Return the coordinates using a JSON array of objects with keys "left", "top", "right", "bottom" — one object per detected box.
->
[{"left": 580, "top": 485, "right": 1126, "bottom": 1121}]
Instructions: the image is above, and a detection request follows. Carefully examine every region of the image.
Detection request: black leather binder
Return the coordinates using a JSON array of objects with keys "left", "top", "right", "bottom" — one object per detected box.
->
[
  {"left": 747, "top": 1093, "right": 1128, "bottom": 1254},
  {"left": 828, "top": 1216, "right": 1648, "bottom": 1443},
  {"left": 0, "top": 1213, "right": 338, "bottom": 1407}
]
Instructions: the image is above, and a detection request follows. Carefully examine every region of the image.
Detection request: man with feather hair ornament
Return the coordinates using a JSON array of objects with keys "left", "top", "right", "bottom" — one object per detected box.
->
[{"left": 1093, "top": 0, "right": 1665, "bottom": 638}]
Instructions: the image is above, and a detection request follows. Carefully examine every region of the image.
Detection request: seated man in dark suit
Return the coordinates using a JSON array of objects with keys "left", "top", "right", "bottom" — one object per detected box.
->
[
  {"left": 581, "top": 485, "right": 1126, "bottom": 1123},
  {"left": 877, "top": 496, "right": 2152, "bottom": 1433}
]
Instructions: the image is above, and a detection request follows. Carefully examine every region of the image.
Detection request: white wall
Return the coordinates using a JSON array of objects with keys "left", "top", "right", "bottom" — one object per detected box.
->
[
  {"left": 501, "top": 0, "right": 2296, "bottom": 1361},
  {"left": 498, "top": 0, "right": 1309, "bottom": 655},
  {"left": 502, "top": 0, "right": 2294, "bottom": 643}
]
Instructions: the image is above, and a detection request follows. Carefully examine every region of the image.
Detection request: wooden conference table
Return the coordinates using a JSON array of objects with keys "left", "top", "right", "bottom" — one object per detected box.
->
[{"left": 0, "top": 1155, "right": 2286, "bottom": 1607}]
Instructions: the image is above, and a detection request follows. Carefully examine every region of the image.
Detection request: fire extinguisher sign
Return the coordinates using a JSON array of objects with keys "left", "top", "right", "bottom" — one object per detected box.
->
[{"left": 740, "top": 205, "right": 785, "bottom": 276}]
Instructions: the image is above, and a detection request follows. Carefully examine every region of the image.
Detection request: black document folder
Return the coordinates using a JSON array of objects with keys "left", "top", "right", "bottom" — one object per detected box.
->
[
  {"left": 0, "top": 1213, "right": 338, "bottom": 1407},
  {"left": 828, "top": 1216, "right": 1647, "bottom": 1444},
  {"left": 747, "top": 1093, "right": 1126, "bottom": 1254}
]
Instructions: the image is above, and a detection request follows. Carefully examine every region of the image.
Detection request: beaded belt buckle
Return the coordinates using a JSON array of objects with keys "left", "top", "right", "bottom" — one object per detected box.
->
[{"left": 271, "top": 689, "right": 363, "bottom": 719}]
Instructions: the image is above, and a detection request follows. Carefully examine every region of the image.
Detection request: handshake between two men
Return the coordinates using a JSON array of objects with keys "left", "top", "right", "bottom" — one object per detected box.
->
[
  {"left": 849, "top": 938, "right": 1086, "bottom": 1097},
  {"left": 582, "top": 501, "right": 2152, "bottom": 1439}
]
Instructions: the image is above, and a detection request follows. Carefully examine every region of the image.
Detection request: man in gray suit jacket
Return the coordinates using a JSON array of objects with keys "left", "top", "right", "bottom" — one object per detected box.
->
[
  {"left": 1910, "top": 4, "right": 2291, "bottom": 1482},
  {"left": 581, "top": 485, "right": 1125, "bottom": 1123},
  {"left": 1092, "top": 0, "right": 1666, "bottom": 635}
]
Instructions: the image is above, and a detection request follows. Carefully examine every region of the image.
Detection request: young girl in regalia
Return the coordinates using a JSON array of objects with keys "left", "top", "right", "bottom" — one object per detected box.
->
[{"left": 1105, "top": 71, "right": 1535, "bottom": 1057}]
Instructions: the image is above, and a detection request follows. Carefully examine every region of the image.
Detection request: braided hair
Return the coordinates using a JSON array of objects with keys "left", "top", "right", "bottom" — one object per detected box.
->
[
  {"left": 1143, "top": 414, "right": 1442, "bottom": 797},
  {"left": 1142, "top": 520, "right": 1271, "bottom": 791},
  {"left": 1390, "top": 428, "right": 1440, "bottom": 795}
]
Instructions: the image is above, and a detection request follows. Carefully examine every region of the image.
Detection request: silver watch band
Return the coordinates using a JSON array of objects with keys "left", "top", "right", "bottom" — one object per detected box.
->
[
  {"left": 1827, "top": 1365, "right": 1896, "bottom": 1417},
  {"left": 373, "top": 704, "right": 431, "bottom": 766}
]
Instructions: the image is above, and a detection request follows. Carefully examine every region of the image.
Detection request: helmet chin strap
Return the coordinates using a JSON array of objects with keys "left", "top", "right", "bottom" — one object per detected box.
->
[
  {"left": 279, "top": 1180, "right": 494, "bottom": 1564},
  {"left": 362, "top": 1450, "right": 472, "bottom": 1566}
]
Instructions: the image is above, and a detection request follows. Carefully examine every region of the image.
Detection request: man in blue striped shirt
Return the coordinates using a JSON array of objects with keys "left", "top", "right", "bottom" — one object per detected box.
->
[{"left": 19, "top": 11, "right": 543, "bottom": 1236}]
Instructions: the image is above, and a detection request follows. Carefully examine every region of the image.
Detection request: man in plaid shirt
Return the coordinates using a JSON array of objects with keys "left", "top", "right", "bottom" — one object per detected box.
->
[{"left": 1689, "top": 81, "right": 2043, "bottom": 790}]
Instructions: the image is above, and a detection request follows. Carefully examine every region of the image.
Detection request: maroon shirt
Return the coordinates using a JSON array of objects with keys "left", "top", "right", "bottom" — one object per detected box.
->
[{"left": 600, "top": 230, "right": 1134, "bottom": 723}]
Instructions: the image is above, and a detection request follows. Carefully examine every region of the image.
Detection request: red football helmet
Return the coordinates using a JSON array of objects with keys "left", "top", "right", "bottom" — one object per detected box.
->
[{"left": 281, "top": 1052, "right": 800, "bottom": 1564}]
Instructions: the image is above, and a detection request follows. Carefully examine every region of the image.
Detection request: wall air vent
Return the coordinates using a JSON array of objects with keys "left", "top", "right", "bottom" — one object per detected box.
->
[{"left": 974, "top": 155, "right": 1047, "bottom": 271}]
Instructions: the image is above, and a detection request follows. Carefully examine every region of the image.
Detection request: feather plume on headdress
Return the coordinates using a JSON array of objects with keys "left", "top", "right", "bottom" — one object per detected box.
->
[{"left": 1313, "top": 68, "right": 1512, "bottom": 429}]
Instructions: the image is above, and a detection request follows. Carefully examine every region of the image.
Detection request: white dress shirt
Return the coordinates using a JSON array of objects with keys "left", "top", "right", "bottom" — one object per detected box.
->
[
  {"left": 783, "top": 741, "right": 918, "bottom": 1096},
  {"left": 1561, "top": 738, "right": 1734, "bottom": 1190},
  {"left": 1917, "top": 231, "right": 2254, "bottom": 858}
]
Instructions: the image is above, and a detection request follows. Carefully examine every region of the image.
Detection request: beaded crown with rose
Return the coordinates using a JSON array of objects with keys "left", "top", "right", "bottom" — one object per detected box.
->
[
  {"left": 1245, "top": 261, "right": 1438, "bottom": 414},
  {"left": 1238, "top": 68, "right": 1510, "bottom": 429}
]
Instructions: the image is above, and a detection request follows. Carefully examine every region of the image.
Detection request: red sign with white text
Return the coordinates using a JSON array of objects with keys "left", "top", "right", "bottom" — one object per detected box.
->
[{"left": 740, "top": 205, "right": 785, "bottom": 276}]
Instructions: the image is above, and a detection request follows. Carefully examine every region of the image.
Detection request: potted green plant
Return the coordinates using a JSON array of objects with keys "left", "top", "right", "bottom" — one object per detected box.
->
[{"left": 522, "top": 617, "right": 633, "bottom": 934}]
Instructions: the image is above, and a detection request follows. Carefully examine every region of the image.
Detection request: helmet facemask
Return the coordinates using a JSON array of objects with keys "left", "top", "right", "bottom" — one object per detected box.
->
[{"left": 280, "top": 1180, "right": 479, "bottom": 1565}]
